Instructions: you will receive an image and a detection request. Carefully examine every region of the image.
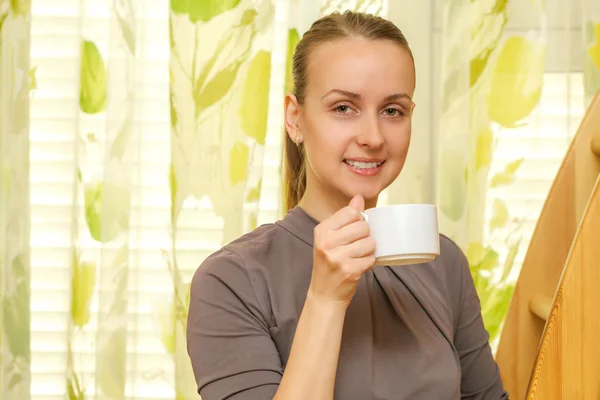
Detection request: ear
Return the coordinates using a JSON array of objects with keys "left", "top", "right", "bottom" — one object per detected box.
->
[{"left": 284, "top": 94, "right": 302, "bottom": 144}]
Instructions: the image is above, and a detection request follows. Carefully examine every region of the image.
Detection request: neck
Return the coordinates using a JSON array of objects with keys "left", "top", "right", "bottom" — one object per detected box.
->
[{"left": 297, "top": 175, "right": 378, "bottom": 223}]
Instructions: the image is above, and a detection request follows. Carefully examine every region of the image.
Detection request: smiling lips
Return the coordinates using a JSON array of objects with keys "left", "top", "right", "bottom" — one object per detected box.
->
[{"left": 343, "top": 158, "right": 385, "bottom": 176}]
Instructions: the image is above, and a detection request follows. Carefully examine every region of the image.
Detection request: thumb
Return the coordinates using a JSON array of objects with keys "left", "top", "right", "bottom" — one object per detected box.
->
[{"left": 349, "top": 194, "right": 365, "bottom": 212}]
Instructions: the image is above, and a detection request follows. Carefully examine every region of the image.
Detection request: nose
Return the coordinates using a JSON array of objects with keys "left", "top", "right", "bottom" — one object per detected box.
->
[{"left": 356, "top": 113, "right": 384, "bottom": 148}]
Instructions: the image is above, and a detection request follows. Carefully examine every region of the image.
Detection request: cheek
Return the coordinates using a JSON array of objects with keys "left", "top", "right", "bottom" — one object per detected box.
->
[
  {"left": 304, "top": 114, "right": 354, "bottom": 153},
  {"left": 384, "top": 123, "right": 412, "bottom": 157}
]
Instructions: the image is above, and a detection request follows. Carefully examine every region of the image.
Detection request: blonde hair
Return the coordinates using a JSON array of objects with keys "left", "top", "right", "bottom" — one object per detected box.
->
[{"left": 282, "top": 11, "right": 414, "bottom": 212}]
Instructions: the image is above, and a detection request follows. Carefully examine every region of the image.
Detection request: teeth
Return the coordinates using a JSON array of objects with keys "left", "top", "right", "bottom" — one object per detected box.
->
[{"left": 345, "top": 160, "right": 382, "bottom": 169}]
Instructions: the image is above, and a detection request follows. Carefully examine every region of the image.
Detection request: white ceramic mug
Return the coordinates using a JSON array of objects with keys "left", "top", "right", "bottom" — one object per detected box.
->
[{"left": 360, "top": 204, "right": 440, "bottom": 266}]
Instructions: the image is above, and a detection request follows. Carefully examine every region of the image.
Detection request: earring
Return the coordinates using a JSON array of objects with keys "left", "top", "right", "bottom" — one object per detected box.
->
[{"left": 295, "top": 135, "right": 301, "bottom": 146}]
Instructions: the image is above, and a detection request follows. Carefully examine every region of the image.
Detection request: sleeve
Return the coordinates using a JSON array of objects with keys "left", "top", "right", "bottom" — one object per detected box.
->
[
  {"left": 451, "top": 243, "right": 510, "bottom": 400},
  {"left": 186, "top": 248, "right": 282, "bottom": 400}
]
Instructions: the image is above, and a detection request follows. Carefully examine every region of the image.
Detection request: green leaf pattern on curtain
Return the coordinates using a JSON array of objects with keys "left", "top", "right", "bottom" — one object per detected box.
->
[
  {"left": 284, "top": 28, "right": 299, "bottom": 96},
  {"left": 0, "top": 1, "right": 31, "bottom": 398},
  {"left": 79, "top": 40, "right": 108, "bottom": 115},
  {"left": 168, "top": 0, "right": 274, "bottom": 397},
  {"left": 66, "top": 0, "right": 137, "bottom": 398},
  {"left": 589, "top": 22, "right": 600, "bottom": 70},
  {"left": 239, "top": 50, "right": 271, "bottom": 146},
  {"left": 584, "top": 1, "right": 600, "bottom": 105},
  {"left": 437, "top": 0, "right": 545, "bottom": 343}
]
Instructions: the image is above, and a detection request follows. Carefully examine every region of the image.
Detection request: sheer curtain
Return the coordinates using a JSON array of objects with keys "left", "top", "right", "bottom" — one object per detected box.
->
[
  {"left": 387, "top": 0, "right": 600, "bottom": 344},
  {"left": 1, "top": 0, "right": 599, "bottom": 399},
  {"left": 1, "top": 0, "right": 31, "bottom": 398},
  {"left": 1, "top": 1, "right": 383, "bottom": 399}
]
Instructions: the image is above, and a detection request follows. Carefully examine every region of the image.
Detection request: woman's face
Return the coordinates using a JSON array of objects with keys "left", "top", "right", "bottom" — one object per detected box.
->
[{"left": 285, "top": 38, "right": 416, "bottom": 207}]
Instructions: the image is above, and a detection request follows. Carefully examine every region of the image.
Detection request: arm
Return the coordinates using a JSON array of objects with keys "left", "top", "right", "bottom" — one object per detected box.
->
[
  {"left": 451, "top": 244, "right": 509, "bottom": 400},
  {"left": 276, "top": 197, "right": 375, "bottom": 399},
  {"left": 274, "top": 292, "right": 347, "bottom": 400},
  {"left": 187, "top": 249, "right": 282, "bottom": 399},
  {"left": 187, "top": 248, "right": 349, "bottom": 400}
]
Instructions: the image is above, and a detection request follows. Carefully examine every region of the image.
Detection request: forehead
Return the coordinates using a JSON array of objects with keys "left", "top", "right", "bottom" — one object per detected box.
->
[{"left": 305, "top": 38, "right": 415, "bottom": 97}]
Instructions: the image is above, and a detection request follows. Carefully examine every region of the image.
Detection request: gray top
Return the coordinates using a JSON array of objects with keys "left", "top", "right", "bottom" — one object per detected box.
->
[{"left": 187, "top": 206, "right": 509, "bottom": 399}]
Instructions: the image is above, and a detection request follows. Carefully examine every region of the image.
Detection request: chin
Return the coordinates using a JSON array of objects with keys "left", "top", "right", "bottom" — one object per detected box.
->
[{"left": 339, "top": 183, "right": 385, "bottom": 203}]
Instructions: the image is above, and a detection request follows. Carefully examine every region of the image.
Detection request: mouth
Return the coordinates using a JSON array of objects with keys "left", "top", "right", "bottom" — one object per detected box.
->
[
  {"left": 343, "top": 159, "right": 385, "bottom": 169},
  {"left": 343, "top": 159, "right": 385, "bottom": 176}
]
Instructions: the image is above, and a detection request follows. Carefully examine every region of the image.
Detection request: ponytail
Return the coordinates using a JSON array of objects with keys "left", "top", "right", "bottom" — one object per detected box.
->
[{"left": 282, "top": 132, "right": 306, "bottom": 212}]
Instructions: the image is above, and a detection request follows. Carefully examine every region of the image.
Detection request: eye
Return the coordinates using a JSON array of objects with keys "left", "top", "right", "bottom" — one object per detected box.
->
[
  {"left": 334, "top": 104, "right": 352, "bottom": 114},
  {"left": 383, "top": 108, "right": 403, "bottom": 117}
]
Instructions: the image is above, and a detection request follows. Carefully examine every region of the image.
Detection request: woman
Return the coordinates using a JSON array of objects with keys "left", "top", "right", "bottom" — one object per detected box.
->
[{"left": 187, "top": 10, "right": 508, "bottom": 400}]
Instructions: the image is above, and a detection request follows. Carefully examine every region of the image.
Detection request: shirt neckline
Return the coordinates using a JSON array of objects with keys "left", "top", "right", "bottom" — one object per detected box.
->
[{"left": 275, "top": 206, "right": 319, "bottom": 247}]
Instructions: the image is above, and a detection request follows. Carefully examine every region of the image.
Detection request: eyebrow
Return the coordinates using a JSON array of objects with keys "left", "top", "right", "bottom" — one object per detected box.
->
[{"left": 321, "top": 89, "right": 412, "bottom": 102}]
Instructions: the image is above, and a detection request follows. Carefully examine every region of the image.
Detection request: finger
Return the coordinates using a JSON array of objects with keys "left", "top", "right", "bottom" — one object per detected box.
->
[
  {"left": 348, "top": 194, "right": 365, "bottom": 212},
  {"left": 330, "top": 220, "right": 370, "bottom": 246},
  {"left": 358, "top": 255, "right": 377, "bottom": 272},
  {"left": 340, "top": 236, "right": 376, "bottom": 259},
  {"left": 321, "top": 205, "right": 364, "bottom": 231},
  {"left": 343, "top": 255, "right": 376, "bottom": 278}
]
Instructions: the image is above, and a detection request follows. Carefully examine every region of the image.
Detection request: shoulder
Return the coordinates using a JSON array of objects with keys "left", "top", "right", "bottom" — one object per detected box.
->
[
  {"left": 438, "top": 233, "right": 469, "bottom": 271},
  {"left": 193, "top": 222, "right": 283, "bottom": 281},
  {"left": 431, "top": 234, "right": 471, "bottom": 318},
  {"left": 196, "top": 221, "right": 303, "bottom": 276},
  {"left": 188, "top": 224, "right": 278, "bottom": 322},
  {"left": 190, "top": 221, "right": 304, "bottom": 318},
  {"left": 436, "top": 233, "right": 470, "bottom": 290}
]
